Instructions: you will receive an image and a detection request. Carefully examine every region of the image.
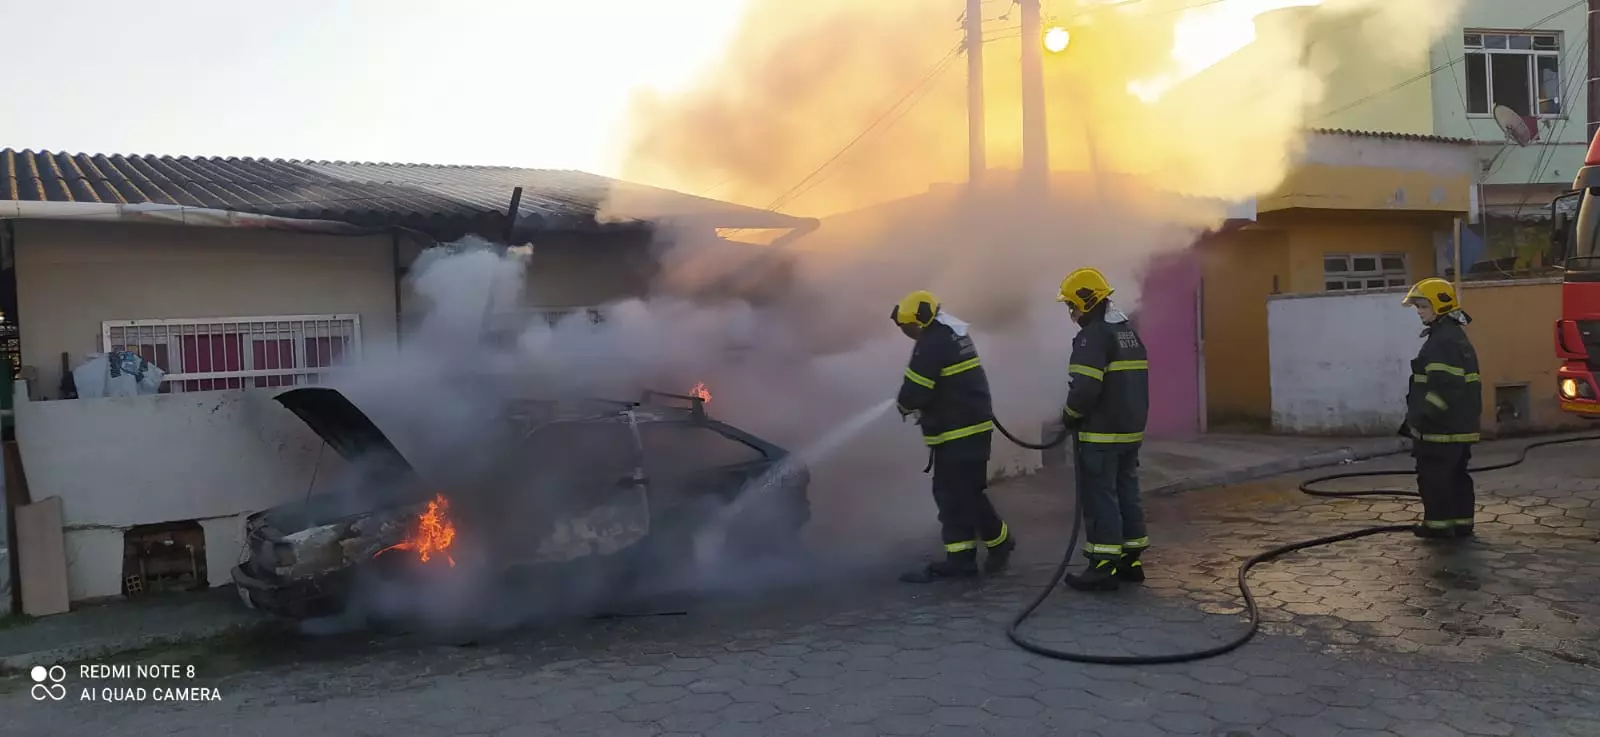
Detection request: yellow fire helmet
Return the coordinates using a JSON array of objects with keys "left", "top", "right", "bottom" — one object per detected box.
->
[
  {"left": 891, "top": 290, "right": 940, "bottom": 327},
  {"left": 1056, "top": 268, "right": 1114, "bottom": 312},
  {"left": 1402, "top": 277, "right": 1459, "bottom": 316}
]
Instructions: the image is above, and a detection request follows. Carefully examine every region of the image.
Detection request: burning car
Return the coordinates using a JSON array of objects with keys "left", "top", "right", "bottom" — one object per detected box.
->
[{"left": 231, "top": 386, "right": 811, "bottom": 620}]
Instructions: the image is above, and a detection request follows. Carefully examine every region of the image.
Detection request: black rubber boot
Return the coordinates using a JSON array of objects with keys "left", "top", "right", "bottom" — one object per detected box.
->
[
  {"left": 900, "top": 553, "right": 979, "bottom": 583},
  {"left": 1453, "top": 524, "right": 1475, "bottom": 539},
  {"left": 984, "top": 535, "right": 1017, "bottom": 575},
  {"left": 1413, "top": 523, "right": 1454, "bottom": 540},
  {"left": 1063, "top": 559, "right": 1121, "bottom": 592},
  {"left": 1117, "top": 551, "right": 1146, "bottom": 583}
]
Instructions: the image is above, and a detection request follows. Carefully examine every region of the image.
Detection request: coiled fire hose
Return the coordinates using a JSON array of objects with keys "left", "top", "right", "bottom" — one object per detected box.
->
[{"left": 990, "top": 417, "right": 1600, "bottom": 665}]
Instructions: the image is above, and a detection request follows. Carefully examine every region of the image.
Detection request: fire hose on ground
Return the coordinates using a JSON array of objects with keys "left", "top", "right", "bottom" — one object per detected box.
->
[{"left": 988, "top": 417, "right": 1600, "bottom": 665}]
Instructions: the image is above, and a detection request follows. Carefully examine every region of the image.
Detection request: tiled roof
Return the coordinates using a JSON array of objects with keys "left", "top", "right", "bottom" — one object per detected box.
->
[
  {"left": 1309, "top": 128, "right": 1475, "bottom": 145},
  {"left": 0, "top": 149, "right": 804, "bottom": 239}
]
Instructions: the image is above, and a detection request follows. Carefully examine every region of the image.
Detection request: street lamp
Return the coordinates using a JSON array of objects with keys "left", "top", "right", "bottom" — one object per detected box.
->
[{"left": 1043, "top": 26, "right": 1070, "bottom": 53}]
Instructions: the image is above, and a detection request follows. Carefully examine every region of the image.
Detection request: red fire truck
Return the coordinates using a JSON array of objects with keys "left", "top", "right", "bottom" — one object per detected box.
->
[{"left": 1551, "top": 133, "right": 1600, "bottom": 419}]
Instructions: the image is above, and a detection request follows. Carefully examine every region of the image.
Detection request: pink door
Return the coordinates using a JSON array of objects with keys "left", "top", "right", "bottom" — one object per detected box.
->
[{"left": 1132, "top": 249, "right": 1201, "bottom": 439}]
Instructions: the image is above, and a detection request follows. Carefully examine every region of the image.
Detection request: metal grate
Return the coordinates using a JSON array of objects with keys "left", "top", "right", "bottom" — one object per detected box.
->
[{"left": 102, "top": 314, "right": 361, "bottom": 393}]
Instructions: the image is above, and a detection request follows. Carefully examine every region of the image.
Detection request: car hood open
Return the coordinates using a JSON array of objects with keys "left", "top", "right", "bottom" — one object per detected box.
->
[{"left": 275, "top": 387, "right": 415, "bottom": 476}]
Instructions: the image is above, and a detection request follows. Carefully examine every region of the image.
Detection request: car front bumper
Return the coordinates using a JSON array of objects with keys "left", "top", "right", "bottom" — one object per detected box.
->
[{"left": 231, "top": 562, "right": 352, "bottom": 619}]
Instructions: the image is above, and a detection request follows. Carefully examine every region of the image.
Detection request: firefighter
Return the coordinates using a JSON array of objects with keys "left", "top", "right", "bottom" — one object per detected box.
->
[
  {"left": 1401, "top": 277, "right": 1481, "bottom": 539},
  {"left": 892, "top": 290, "right": 1016, "bottom": 583},
  {"left": 1056, "top": 268, "right": 1150, "bottom": 592}
]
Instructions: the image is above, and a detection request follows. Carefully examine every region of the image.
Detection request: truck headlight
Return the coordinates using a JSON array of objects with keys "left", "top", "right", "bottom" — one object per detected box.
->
[{"left": 1561, "top": 378, "right": 1579, "bottom": 399}]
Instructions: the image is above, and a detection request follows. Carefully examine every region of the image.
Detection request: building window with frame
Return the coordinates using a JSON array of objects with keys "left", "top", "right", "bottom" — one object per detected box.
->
[
  {"left": 1463, "top": 30, "right": 1562, "bottom": 118},
  {"left": 1323, "top": 254, "right": 1408, "bottom": 292},
  {"left": 102, "top": 314, "right": 361, "bottom": 393}
]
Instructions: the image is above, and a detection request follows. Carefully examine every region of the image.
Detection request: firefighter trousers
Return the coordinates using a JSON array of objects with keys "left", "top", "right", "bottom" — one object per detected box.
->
[
  {"left": 1414, "top": 440, "right": 1475, "bottom": 529},
  {"left": 1077, "top": 443, "right": 1148, "bottom": 562},
  {"left": 930, "top": 449, "right": 1008, "bottom": 557}
]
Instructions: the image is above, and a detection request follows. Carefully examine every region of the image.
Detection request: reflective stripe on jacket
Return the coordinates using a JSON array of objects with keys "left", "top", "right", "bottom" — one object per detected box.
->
[
  {"left": 896, "top": 320, "right": 994, "bottom": 457},
  {"left": 1063, "top": 307, "right": 1149, "bottom": 444},
  {"left": 1406, "top": 317, "right": 1481, "bottom": 443}
]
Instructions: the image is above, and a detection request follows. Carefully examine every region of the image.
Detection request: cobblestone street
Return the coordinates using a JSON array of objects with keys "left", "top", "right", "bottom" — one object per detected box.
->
[{"left": 4, "top": 436, "right": 1599, "bottom": 736}]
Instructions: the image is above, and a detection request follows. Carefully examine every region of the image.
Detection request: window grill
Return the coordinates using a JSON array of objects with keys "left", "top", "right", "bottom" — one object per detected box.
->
[{"left": 101, "top": 314, "right": 361, "bottom": 393}]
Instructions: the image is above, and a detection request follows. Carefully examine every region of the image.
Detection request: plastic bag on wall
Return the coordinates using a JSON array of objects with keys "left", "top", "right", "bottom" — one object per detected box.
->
[
  {"left": 71, "top": 351, "right": 166, "bottom": 399},
  {"left": 71, "top": 355, "right": 108, "bottom": 398}
]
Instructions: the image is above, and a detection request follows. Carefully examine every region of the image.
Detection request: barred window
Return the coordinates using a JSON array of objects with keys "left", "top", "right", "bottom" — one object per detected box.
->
[{"left": 102, "top": 315, "right": 360, "bottom": 393}]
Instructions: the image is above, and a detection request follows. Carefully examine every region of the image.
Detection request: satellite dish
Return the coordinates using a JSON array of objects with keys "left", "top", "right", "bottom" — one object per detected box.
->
[{"left": 1493, "top": 104, "right": 1538, "bottom": 146}]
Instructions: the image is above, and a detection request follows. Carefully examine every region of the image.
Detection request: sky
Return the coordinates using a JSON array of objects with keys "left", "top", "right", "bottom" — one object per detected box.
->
[
  {"left": 0, "top": 0, "right": 749, "bottom": 175},
  {"left": 0, "top": 0, "right": 1408, "bottom": 196}
]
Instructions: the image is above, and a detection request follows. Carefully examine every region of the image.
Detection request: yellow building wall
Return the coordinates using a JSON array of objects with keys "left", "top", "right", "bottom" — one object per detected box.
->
[
  {"left": 1202, "top": 212, "right": 1452, "bottom": 426},
  {"left": 1459, "top": 280, "right": 1591, "bottom": 434},
  {"left": 1276, "top": 211, "right": 1447, "bottom": 293},
  {"left": 1200, "top": 230, "right": 1289, "bottom": 428},
  {"left": 1260, "top": 165, "right": 1474, "bottom": 214}
]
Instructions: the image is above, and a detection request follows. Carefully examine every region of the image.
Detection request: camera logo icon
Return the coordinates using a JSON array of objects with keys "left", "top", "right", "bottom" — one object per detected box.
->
[{"left": 30, "top": 665, "right": 66, "bottom": 701}]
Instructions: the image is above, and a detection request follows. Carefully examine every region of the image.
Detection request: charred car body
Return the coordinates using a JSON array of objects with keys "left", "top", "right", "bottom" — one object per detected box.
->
[{"left": 232, "top": 387, "right": 811, "bottom": 620}]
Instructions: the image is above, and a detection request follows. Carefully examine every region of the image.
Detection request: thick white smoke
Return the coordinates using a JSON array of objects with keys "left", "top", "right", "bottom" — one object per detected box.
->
[
  {"left": 325, "top": 183, "right": 1203, "bottom": 618},
  {"left": 304, "top": 0, "right": 1465, "bottom": 630}
]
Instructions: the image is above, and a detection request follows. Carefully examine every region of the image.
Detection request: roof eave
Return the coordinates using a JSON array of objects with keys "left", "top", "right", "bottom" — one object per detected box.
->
[{"left": 0, "top": 200, "right": 374, "bottom": 235}]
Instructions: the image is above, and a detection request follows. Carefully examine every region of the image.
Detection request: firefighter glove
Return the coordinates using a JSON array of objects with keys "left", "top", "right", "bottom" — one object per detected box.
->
[{"left": 1061, "top": 407, "right": 1084, "bottom": 429}]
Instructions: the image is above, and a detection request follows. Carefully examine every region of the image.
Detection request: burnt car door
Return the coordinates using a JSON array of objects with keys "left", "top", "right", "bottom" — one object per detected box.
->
[
  {"left": 493, "top": 416, "right": 652, "bottom": 566},
  {"left": 638, "top": 421, "right": 770, "bottom": 502},
  {"left": 635, "top": 420, "right": 806, "bottom": 558}
]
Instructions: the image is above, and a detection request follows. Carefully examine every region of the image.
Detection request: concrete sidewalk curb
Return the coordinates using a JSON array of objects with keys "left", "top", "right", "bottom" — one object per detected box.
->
[
  {"left": 0, "top": 618, "right": 270, "bottom": 676},
  {"left": 1144, "top": 438, "right": 1413, "bottom": 498}
]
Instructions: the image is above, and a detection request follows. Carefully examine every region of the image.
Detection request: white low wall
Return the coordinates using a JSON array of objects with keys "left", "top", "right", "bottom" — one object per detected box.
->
[
  {"left": 12, "top": 383, "right": 344, "bottom": 602},
  {"left": 1268, "top": 289, "right": 1421, "bottom": 434}
]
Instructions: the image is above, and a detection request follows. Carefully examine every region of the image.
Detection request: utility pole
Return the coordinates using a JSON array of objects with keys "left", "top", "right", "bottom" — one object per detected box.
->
[
  {"left": 965, "top": 0, "right": 987, "bottom": 189},
  {"left": 1019, "top": 0, "right": 1049, "bottom": 195},
  {"left": 1588, "top": 0, "right": 1600, "bottom": 143}
]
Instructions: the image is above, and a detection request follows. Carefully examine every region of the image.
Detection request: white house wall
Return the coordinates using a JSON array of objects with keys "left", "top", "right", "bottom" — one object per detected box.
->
[
  {"left": 9, "top": 219, "right": 407, "bottom": 602},
  {"left": 1268, "top": 289, "right": 1422, "bottom": 434},
  {"left": 12, "top": 384, "right": 344, "bottom": 600},
  {"left": 13, "top": 219, "right": 403, "bottom": 397}
]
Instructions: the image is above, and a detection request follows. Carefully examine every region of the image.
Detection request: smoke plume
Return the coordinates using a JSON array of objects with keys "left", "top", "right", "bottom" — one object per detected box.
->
[
  {"left": 594, "top": 0, "right": 1462, "bottom": 558},
  {"left": 317, "top": 0, "right": 1462, "bottom": 631}
]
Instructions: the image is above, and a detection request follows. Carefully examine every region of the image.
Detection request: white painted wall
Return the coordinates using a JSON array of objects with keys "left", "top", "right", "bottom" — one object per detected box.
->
[
  {"left": 13, "top": 219, "right": 407, "bottom": 397},
  {"left": 12, "top": 383, "right": 345, "bottom": 601},
  {"left": 1268, "top": 289, "right": 1422, "bottom": 434}
]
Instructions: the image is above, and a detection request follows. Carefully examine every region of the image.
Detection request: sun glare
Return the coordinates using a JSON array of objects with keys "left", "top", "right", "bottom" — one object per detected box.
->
[
  {"left": 1128, "top": 0, "right": 1324, "bottom": 103},
  {"left": 1044, "top": 26, "right": 1071, "bottom": 53}
]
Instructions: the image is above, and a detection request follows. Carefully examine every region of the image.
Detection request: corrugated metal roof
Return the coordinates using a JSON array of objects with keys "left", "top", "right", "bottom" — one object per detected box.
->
[
  {"left": 1309, "top": 128, "right": 1475, "bottom": 146},
  {"left": 0, "top": 149, "right": 805, "bottom": 239}
]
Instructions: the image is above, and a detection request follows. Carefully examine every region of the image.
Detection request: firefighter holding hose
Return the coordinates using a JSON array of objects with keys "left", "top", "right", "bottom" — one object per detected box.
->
[
  {"left": 1400, "top": 277, "right": 1481, "bottom": 539},
  {"left": 1056, "top": 268, "right": 1151, "bottom": 592},
  {"left": 892, "top": 290, "right": 1016, "bottom": 583}
]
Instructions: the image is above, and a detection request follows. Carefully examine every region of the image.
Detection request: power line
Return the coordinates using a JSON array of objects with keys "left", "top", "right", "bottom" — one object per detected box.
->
[
  {"left": 982, "top": 1, "right": 1581, "bottom": 126},
  {"left": 1314, "top": 0, "right": 1584, "bottom": 122},
  {"left": 752, "top": 0, "right": 1584, "bottom": 217},
  {"left": 1512, "top": 33, "right": 1590, "bottom": 220},
  {"left": 1444, "top": 46, "right": 1484, "bottom": 141},
  {"left": 778, "top": 53, "right": 965, "bottom": 210},
  {"left": 761, "top": 42, "right": 965, "bottom": 213}
]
